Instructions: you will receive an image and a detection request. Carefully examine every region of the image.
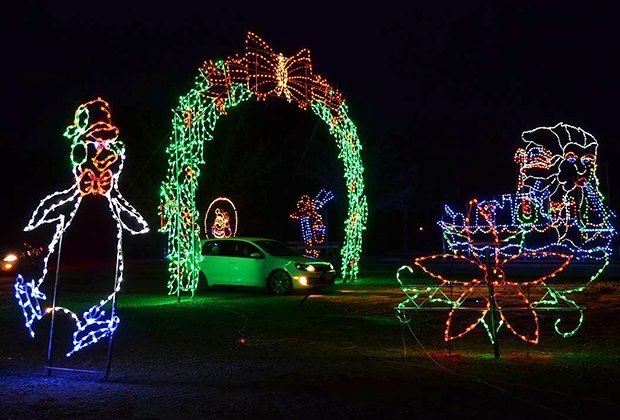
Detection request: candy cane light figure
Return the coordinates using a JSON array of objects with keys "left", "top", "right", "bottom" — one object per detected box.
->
[
  {"left": 14, "top": 98, "right": 149, "bottom": 361},
  {"left": 290, "top": 189, "right": 334, "bottom": 258}
]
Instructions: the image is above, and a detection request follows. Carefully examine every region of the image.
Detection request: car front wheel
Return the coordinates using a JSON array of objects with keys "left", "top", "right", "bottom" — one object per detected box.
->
[
  {"left": 267, "top": 270, "right": 292, "bottom": 295},
  {"left": 198, "top": 271, "right": 209, "bottom": 292}
]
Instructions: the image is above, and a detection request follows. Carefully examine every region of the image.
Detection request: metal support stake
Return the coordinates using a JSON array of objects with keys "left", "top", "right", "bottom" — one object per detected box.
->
[
  {"left": 46, "top": 229, "right": 64, "bottom": 376},
  {"left": 104, "top": 234, "right": 122, "bottom": 381},
  {"left": 103, "top": 294, "right": 117, "bottom": 381},
  {"left": 486, "top": 249, "right": 500, "bottom": 359},
  {"left": 487, "top": 281, "right": 500, "bottom": 359},
  {"left": 448, "top": 283, "right": 453, "bottom": 356},
  {"left": 526, "top": 285, "right": 531, "bottom": 358},
  {"left": 174, "top": 126, "right": 181, "bottom": 304}
]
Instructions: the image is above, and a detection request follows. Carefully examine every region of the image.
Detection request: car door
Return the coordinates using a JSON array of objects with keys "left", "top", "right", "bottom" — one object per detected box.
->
[
  {"left": 200, "top": 240, "right": 234, "bottom": 285},
  {"left": 228, "top": 241, "right": 265, "bottom": 286}
]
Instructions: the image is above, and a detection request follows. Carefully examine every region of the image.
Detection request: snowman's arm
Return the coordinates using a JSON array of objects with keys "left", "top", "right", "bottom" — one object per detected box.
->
[
  {"left": 313, "top": 190, "right": 335, "bottom": 210},
  {"left": 109, "top": 188, "right": 149, "bottom": 235},
  {"left": 24, "top": 186, "right": 81, "bottom": 232}
]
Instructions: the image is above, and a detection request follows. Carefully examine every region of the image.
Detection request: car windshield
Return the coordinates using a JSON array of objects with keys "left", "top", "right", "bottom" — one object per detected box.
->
[{"left": 254, "top": 240, "right": 299, "bottom": 257}]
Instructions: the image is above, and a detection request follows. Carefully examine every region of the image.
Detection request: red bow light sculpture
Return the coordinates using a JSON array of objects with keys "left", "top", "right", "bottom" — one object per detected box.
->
[{"left": 200, "top": 32, "right": 344, "bottom": 113}]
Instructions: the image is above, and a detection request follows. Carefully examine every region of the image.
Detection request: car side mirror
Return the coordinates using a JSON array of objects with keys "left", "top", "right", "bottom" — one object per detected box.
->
[{"left": 250, "top": 252, "right": 263, "bottom": 259}]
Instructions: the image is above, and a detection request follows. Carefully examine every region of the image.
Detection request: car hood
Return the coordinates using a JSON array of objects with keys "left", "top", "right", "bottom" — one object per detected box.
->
[{"left": 272, "top": 255, "right": 330, "bottom": 265}]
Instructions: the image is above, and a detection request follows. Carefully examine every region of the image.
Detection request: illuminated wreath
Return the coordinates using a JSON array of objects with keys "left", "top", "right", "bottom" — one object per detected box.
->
[{"left": 160, "top": 33, "right": 368, "bottom": 296}]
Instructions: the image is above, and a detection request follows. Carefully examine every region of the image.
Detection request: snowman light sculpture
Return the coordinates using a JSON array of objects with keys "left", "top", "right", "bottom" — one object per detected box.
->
[{"left": 14, "top": 98, "right": 149, "bottom": 357}]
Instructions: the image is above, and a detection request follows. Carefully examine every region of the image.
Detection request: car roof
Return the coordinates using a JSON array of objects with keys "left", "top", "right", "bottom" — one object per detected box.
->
[{"left": 202, "top": 237, "right": 278, "bottom": 243}]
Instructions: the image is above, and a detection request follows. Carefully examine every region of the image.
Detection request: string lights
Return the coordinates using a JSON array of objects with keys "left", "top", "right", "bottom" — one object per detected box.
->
[
  {"left": 397, "top": 124, "right": 615, "bottom": 348},
  {"left": 441, "top": 124, "right": 616, "bottom": 261},
  {"left": 14, "top": 98, "right": 148, "bottom": 356},
  {"left": 204, "top": 197, "right": 238, "bottom": 238},
  {"left": 160, "top": 32, "right": 367, "bottom": 296},
  {"left": 290, "top": 189, "right": 334, "bottom": 257},
  {"left": 440, "top": 124, "right": 615, "bottom": 317},
  {"left": 396, "top": 203, "right": 579, "bottom": 347}
]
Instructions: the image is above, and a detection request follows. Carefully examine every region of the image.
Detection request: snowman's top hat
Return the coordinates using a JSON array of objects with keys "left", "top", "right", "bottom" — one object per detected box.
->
[{"left": 64, "top": 97, "right": 119, "bottom": 143}]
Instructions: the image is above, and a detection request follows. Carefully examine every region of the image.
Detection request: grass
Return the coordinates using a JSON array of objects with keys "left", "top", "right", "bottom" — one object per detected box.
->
[{"left": 0, "top": 260, "right": 619, "bottom": 418}]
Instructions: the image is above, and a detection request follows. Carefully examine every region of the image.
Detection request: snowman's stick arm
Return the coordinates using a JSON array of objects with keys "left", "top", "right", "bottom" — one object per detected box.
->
[
  {"left": 109, "top": 187, "right": 149, "bottom": 235},
  {"left": 25, "top": 186, "right": 81, "bottom": 232}
]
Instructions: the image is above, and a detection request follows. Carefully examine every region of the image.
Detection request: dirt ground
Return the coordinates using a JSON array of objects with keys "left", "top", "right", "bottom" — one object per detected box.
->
[{"left": 1, "top": 260, "right": 619, "bottom": 419}]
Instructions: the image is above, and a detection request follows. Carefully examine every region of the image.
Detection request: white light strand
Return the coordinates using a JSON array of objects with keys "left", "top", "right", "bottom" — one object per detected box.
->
[{"left": 14, "top": 98, "right": 148, "bottom": 356}]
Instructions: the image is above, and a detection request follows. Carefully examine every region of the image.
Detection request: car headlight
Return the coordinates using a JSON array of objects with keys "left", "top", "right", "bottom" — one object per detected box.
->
[
  {"left": 3, "top": 254, "right": 18, "bottom": 263},
  {"left": 329, "top": 263, "right": 334, "bottom": 270}
]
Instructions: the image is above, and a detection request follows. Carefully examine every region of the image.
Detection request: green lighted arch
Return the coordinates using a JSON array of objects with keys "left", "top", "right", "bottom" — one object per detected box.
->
[{"left": 159, "top": 33, "right": 368, "bottom": 296}]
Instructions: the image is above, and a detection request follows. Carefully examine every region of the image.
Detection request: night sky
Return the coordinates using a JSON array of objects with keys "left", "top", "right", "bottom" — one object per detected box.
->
[{"left": 1, "top": 1, "right": 618, "bottom": 258}]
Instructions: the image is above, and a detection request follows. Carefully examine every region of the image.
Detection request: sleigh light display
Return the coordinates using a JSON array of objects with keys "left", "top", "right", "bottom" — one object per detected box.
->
[{"left": 395, "top": 124, "right": 615, "bottom": 356}]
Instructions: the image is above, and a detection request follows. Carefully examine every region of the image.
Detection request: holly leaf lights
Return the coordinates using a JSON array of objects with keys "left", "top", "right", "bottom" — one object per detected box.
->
[
  {"left": 399, "top": 201, "right": 573, "bottom": 345},
  {"left": 14, "top": 98, "right": 149, "bottom": 356},
  {"left": 160, "top": 33, "right": 367, "bottom": 296}
]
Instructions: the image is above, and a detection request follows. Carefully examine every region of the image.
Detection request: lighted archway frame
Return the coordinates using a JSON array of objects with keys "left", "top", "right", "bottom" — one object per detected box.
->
[{"left": 159, "top": 33, "right": 368, "bottom": 296}]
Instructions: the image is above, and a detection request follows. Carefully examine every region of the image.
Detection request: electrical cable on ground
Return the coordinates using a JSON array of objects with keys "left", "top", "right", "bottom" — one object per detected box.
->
[{"left": 403, "top": 322, "right": 573, "bottom": 419}]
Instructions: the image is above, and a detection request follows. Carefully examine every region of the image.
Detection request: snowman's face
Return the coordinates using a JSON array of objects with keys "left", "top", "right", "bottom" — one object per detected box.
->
[
  {"left": 65, "top": 98, "right": 124, "bottom": 196},
  {"left": 73, "top": 140, "right": 124, "bottom": 196}
]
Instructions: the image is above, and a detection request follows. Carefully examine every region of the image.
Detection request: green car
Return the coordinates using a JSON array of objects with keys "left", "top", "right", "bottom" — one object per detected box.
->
[{"left": 199, "top": 238, "right": 336, "bottom": 294}]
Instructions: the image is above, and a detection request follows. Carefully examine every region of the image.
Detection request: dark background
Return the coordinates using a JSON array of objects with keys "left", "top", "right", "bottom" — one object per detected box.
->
[{"left": 0, "top": 1, "right": 618, "bottom": 259}]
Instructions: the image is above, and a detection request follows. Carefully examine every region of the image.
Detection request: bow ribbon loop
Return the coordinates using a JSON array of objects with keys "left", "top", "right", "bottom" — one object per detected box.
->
[
  {"left": 79, "top": 168, "right": 113, "bottom": 196},
  {"left": 245, "top": 32, "right": 313, "bottom": 108}
]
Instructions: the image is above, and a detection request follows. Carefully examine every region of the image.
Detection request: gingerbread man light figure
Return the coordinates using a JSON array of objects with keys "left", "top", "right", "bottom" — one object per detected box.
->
[{"left": 14, "top": 98, "right": 149, "bottom": 357}]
